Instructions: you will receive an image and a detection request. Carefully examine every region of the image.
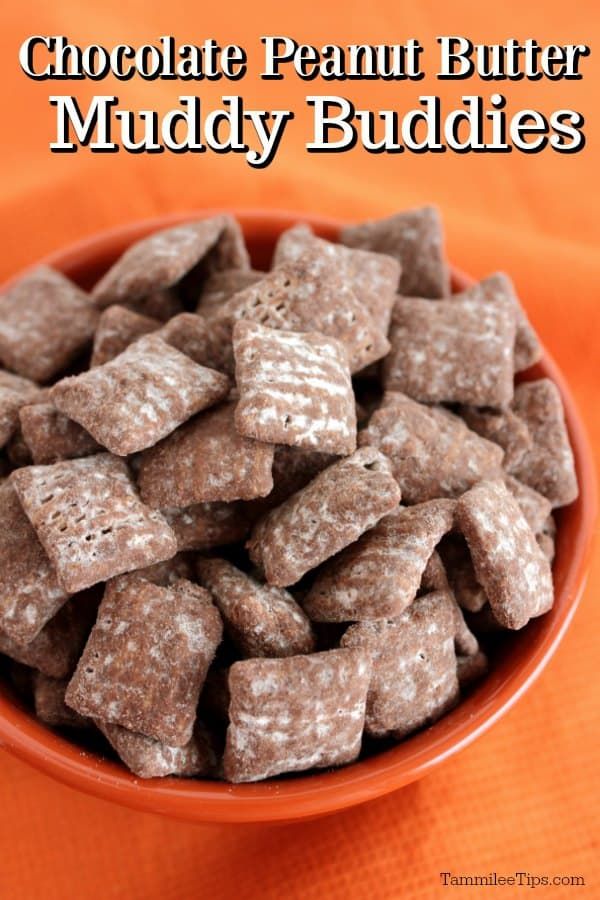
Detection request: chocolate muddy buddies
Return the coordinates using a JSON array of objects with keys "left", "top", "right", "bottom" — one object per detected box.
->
[{"left": 0, "top": 209, "right": 578, "bottom": 782}]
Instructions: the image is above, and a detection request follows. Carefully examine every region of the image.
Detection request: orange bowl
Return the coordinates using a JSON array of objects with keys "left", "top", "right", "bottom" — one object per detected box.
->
[{"left": 0, "top": 209, "right": 596, "bottom": 824}]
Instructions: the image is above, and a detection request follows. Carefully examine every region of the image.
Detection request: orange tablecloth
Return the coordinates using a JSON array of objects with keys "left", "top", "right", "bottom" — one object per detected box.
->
[{"left": 0, "top": 2, "right": 598, "bottom": 898}]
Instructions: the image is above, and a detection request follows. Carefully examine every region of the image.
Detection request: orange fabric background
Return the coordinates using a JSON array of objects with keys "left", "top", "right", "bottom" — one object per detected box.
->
[{"left": 0, "top": 2, "right": 598, "bottom": 898}]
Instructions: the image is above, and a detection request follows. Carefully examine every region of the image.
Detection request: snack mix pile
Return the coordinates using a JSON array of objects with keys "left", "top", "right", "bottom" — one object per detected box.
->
[{"left": 0, "top": 209, "right": 578, "bottom": 782}]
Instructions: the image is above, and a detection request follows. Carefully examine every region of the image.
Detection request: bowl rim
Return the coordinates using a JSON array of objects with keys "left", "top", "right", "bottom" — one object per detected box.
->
[{"left": 0, "top": 209, "right": 596, "bottom": 824}]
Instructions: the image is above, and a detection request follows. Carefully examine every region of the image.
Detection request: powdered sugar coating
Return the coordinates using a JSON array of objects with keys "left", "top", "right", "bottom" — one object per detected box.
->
[
  {"left": 341, "top": 591, "right": 459, "bottom": 738},
  {"left": 217, "top": 252, "right": 390, "bottom": 373},
  {"left": 340, "top": 205, "right": 449, "bottom": 298},
  {"left": 510, "top": 379, "right": 578, "bottom": 507},
  {"left": 138, "top": 401, "right": 274, "bottom": 508},
  {"left": 273, "top": 224, "right": 400, "bottom": 334},
  {"left": 66, "top": 578, "right": 223, "bottom": 746},
  {"left": 233, "top": 321, "right": 357, "bottom": 455},
  {"left": 456, "top": 479, "right": 554, "bottom": 629},
  {"left": 248, "top": 447, "right": 401, "bottom": 586},
  {"left": 91, "top": 305, "right": 159, "bottom": 367},
  {"left": 452, "top": 273, "right": 541, "bottom": 372},
  {"left": 0, "top": 267, "right": 98, "bottom": 383},
  {"left": 223, "top": 648, "right": 371, "bottom": 782},
  {"left": 460, "top": 404, "right": 532, "bottom": 473},
  {"left": 304, "top": 500, "right": 455, "bottom": 622},
  {"left": 0, "top": 371, "right": 44, "bottom": 449},
  {"left": 197, "top": 557, "right": 315, "bottom": 658},
  {"left": 97, "top": 721, "right": 217, "bottom": 779},
  {"left": 92, "top": 216, "right": 249, "bottom": 307},
  {"left": 19, "top": 402, "right": 100, "bottom": 465},
  {"left": 359, "top": 392, "right": 503, "bottom": 503},
  {"left": 162, "top": 502, "right": 250, "bottom": 552},
  {"left": 383, "top": 295, "right": 516, "bottom": 407},
  {"left": 0, "top": 481, "right": 70, "bottom": 644},
  {"left": 0, "top": 594, "right": 97, "bottom": 679},
  {"left": 51, "top": 335, "right": 230, "bottom": 455},
  {"left": 11, "top": 454, "right": 177, "bottom": 593}
]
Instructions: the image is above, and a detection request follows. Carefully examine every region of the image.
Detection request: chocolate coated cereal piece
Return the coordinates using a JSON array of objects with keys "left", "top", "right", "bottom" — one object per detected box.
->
[
  {"left": 97, "top": 720, "right": 217, "bottom": 779},
  {"left": 383, "top": 295, "right": 516, "bottom": 407},
  {"left": 92, "top": 216, "right": 249, "bottom": 308},
  {"left": 66, "top": 579, "right": 223, "bottom": 746},
  {"left": 460, "top": 405, "right": 532, "bottom": 473},
  {"left": 0, "top": 594, "right": 97, "bottom": 679},
  {"left": 34, "top": 674, "right": 89, "bottom": 729},
  {"left": 51, "top": 335, "right": 230, "bottom": 456},
  {"left": 157, "top": 313, "right": 229, "bottom": 371},
  {"left": 273, "top": 224, "right": 401, "bottom": 334},
  {"left": 233, "top": 321, "right": 357, "bottom": 455},
  {"left": 465, "top": 602, "right": 504, "bottom": 635},
  {"left": 456, "top": 479, "right": 554, "bottom": 629},
  {"left": 128, "top": 288, "right": 184, "bottom": 322},
  {"left": 11, "top": 454, "right": 177, "bottom": 593},
  {"left": 248, "top": 447, "right": 401, "bottom": 587},
  {"left": 197, "top": 557, "right": 315, "bottom": 658},
  {"left": 0, "top": 267, "right": 99, "bottom": 383},
  {"left": 223, "top": 648, "right": 371, "bottom": 782},
  {"left": 304, "top": 500, "right": 455, "bottom": 622},
  {"left": 196, "top": 269, "right": 265, "bottom": 318},
  {"left": 457, "top": 650, "right": 488, "bottom": 689},
  {"left": 91, "top": 305, "right": 159, "bottom": 367},
  {"left": 419, "top": 550, "right": 451, "bottom": 594},
  {"left": 109, "top": 554, "right": 194, "bottom": 590},
  {"left": 138, "top": 401, "right": 274, "bottom": 508},
  {"left": 218, "top": 253, "right": 390, "bottom": 373},
  {"left": 359, "top": 392, "right": 503, "bottom": 503},
  {"left": 19, "top": 403, "right": 100, "bottom": 465},
  {"left": 341, "top": 591, "right": 460, "bottom": 738},
  {"left": 0, "top": 371, "right": 44, "bottom": 449},
  {"left": 536, "top": 514, "right": 556, "bottom": 563},
  {"left": 510, "top": 379, "right": 578, "bottom": 507},
  {"left": 438, "top": 536, "right": 488, "bottom": 613},
  {"left": 453, "top": 274, "right": 541, "bottom": 372},
  {"left": 246, "top": 445, "right": 337, "bottom": 518},
  {"left": 162, "top": 502, "right": 250, "bottom": 552},
  {"left": 270, "top": 445, "right": 335, "bottom": 498},
  {"left": 0, "top": 481, "right": 70, "bottom": 644},
  {"left": 451, "top": 600, "right": 480, "bottom": 658},
  {"left": 537, "top": 531, "right": 556, "bottom": 563},
  {"left": 6, "top": 428, "right": 33, "bottom": 469},
  {"left": 340, "top": 205, "right": 449, "bottom": 298},
  {"left": 504, "top": 474, "right": 553, "bottom": 534}
]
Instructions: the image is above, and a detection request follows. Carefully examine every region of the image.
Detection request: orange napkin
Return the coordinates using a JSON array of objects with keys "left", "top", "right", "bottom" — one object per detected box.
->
[{"left": 0, "top": 2, "right": 598, "bottom": 897}]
